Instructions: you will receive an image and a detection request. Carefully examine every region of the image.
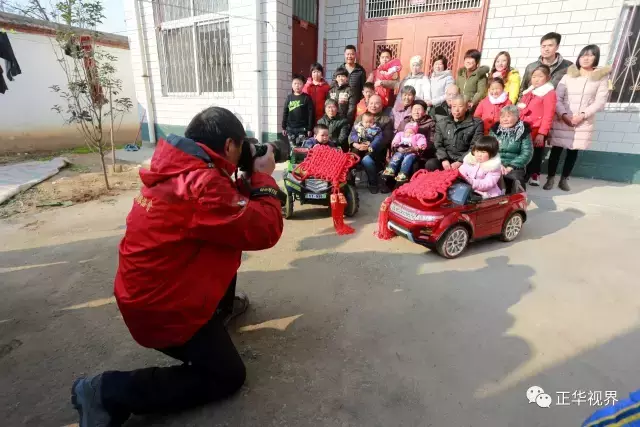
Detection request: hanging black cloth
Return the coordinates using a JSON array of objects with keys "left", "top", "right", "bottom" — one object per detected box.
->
[
  {"left": 0, "top": 64, "right": 8, "bottom": 94},
  {"left": 0, "top": 32, "right": 22, "bottom": 82}
]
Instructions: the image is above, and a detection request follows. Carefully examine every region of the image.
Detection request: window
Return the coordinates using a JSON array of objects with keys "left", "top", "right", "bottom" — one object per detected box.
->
[
  {"left": 154, "top": 0, "right": 232, "bottom": 95},
  {"left": 365, "top": 0, "right": 482, "bottom": 19},
  {"left": 610, "top": 4, "right": 640, "bottom": 105}
]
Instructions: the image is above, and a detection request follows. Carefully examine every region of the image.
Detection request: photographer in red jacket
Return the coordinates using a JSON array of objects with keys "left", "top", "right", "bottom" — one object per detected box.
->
[{"left": 70, "top": 107, "right": 284, "bottom": 427}]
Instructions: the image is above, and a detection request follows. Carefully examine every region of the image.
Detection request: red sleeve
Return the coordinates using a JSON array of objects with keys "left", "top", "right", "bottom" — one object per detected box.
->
[
  {"left": 474, "top": 99, "right": 485, "bottom": 119},
  {"left": 302, "top": 81, "right": 311, "bottom": 95},
  {"left": 190, "top": 172, "right": 283, "bottom": 251},
  {"left": 539, "top": 90, "right": 557, "bottom": 136}
]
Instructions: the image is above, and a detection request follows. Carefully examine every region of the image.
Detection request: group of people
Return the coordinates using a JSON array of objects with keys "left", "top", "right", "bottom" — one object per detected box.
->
[{"left": 282, "top": 32, "right": 611, "bottom": 194}]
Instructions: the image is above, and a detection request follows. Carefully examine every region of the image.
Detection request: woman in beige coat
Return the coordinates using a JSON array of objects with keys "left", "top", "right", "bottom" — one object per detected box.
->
[{"left": 546, "top": 45, "right": 610, "bottom": 191}]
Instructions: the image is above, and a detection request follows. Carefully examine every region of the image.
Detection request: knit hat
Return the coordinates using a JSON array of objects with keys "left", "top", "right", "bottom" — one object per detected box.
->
[
  {"left": 410, "top": 55, "right": 423, "bottom": 66},
  {"left": 405, "top": 122, "right": 419, "bottom": 133}
]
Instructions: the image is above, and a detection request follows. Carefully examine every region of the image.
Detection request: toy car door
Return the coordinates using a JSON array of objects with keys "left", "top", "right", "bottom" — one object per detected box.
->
[{"left": 473, "top": 196, "right": 510, "bottom": 238}]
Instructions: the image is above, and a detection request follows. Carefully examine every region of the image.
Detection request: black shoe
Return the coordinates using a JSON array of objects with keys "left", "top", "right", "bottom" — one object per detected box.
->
[
  {"left": 558, "top": 177, "right": 571, "bottom": 192},
  {"left": 72, "top": 375, "right": 126, "bottom": 427},
  {"left": 380, "top": 182, "right": 392, "bottom": 194},
  {"left": 223, "top": 293, "right": 250, "bottom": 326},
  {"left": 543, "top": 177, "right": 555, "bottom": 190},
  {"left": 368, "top": 183, "right": 379, "bottom": 194}
]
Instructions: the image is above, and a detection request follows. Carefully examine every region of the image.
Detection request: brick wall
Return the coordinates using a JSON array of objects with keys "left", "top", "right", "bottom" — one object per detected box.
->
[{"left": 324, "top": 0, "right": 360, "bottom": 79}]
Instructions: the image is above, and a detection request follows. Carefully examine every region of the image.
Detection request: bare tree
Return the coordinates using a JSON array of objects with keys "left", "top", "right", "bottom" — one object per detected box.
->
[{"left": 3, "top": 0, "right": 51, "bottom": 21}]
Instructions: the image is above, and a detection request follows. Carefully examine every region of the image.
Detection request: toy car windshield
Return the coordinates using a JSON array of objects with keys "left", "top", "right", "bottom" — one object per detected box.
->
[{"left": 447, "top": 181, "right": 473, "bottom": 205}]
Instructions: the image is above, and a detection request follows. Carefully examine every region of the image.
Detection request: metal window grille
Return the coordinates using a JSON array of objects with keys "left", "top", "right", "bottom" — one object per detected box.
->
[
  {"left": 293, "top": 0, "right": 317, "bottom": 25},
  {"left": 609, "top": 4, "right": 640, "bottom": 107},
  {"left": 374, "top": 41, "right": 401, "bottom": 68},
  {"left": 428, "top": 39, "right": 458, "bottom": 73},
  {"left": 153, "top": 0, "right": 233, "bottom": 95},
  {"left": 366, "top": 0, "right": 482, "bottom": 19}
]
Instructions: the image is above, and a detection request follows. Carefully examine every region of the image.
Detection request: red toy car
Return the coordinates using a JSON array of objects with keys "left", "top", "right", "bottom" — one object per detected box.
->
[{"left": 386, "top": 178, "right": 528, "bottom": 258}]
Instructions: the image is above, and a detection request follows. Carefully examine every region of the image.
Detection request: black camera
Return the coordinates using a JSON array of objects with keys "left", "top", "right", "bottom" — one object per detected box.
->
[{"left": 238, "top": 137, "right": 290, "bottom": 175}]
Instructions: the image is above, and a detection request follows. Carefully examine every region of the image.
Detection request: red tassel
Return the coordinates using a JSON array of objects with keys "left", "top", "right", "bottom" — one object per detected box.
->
[
  {"left": 330, "top": 191, "right": 355, "bottom": 235},
  {"left": 374, "top": 196, "right": 395, "bottom": 240}
]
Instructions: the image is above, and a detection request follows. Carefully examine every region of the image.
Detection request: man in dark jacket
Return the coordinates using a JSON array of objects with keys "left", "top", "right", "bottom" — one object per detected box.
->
[
  {"left": 432, "top": 84, "right": 460, "bottom": 122},
  {"left": 356, "top": 94, "right": 394, "bottom": 193},
  {"left": 335, "top": 45, "right": 367, "bottom": 120},
  {"left": 317, "top": 99, "right": 350, "bottom": 151},
  {"left": 429, "top": 95, "right": 483, "bottom": 171},
  {"left": 70, "top": 107, "right": 284, "bottom": 427},
  {"left": 520, "top": 32, "right": 573, "bottom": 96}
]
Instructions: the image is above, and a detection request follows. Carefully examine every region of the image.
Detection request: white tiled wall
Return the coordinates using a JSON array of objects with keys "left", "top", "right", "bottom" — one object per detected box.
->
[
  {"left": 323, "top": 0, "right": 360, "bottom": 80},
  {"left": 481, "top": 0, "right": 640, "bottom": 156}
]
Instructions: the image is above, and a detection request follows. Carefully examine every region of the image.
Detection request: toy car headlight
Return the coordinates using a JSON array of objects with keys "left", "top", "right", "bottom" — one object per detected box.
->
[{"left": 414, "top": 214, "right": 444, "bottom": 222}]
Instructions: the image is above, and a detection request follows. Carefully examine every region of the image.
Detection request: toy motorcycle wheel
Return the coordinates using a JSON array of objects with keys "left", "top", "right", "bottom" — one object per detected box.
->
[
  {"left": 501, "top": 212, "right": 523, "bottom": 242},
  {"left": 282, "top": 191, "right": 294, "bottom": 219},
  {"left": 436, "top": 225, "right": 469, "bottom": 259},
  {"left": 344, "top": 184, "right": 359, "bottom": 217}
]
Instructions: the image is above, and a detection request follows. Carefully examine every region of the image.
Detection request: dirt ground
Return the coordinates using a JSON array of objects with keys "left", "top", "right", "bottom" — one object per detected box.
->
[{"left": 0, "top": 151, "right": 142, "bottom": 219}]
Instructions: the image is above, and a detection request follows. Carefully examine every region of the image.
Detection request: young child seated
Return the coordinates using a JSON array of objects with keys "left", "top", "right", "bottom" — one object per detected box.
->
[
  {"left": 368, "top": 49, "right": 402, "bottom": 107},
  {"left": 349, "top": 112, "right": 382, "bottom": 157},
  {"left": 356, "top": 82, "right": 376, "bottom": 118},
  {"left": 383, "top": 122, "right": 427, "bottom": 184},
  {"left": 302, "top": 124, "right": 337, "bottom": 149},
  {"left": 458, "top": 136, "right": 503, "bottom": 199}
]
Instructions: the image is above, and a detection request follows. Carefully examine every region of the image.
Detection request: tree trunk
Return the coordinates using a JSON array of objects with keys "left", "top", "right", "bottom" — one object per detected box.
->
[
  {"left": 109, "top": 87, "right": 117, "bottom": 173},
  {"left": 98, "top": 146, "right": 110, "bottom": 190}
]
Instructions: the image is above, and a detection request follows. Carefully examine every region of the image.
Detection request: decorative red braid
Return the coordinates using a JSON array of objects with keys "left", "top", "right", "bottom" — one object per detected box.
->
[
  {"left": 375, "top": 169, "right": 460, "bottom": 240},
  {"left": 292, "top": 145, "right": 360, "bottom": 235}
]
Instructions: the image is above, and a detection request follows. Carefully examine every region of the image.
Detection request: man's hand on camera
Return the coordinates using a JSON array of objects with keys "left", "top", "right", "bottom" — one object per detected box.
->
[{"left": 253, "top": 144, "right": 276, "bottom": 176}]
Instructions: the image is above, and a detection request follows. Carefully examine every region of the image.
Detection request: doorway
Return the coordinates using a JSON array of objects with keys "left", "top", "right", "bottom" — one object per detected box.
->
[{"left": 292, "top": 0, "right": 319, "bottom": 78}]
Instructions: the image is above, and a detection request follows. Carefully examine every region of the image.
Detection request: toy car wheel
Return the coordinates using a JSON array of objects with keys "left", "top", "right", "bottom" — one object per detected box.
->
[
  {"left": 282, "top": 191, "right": 294, "bottom": 219},
  {"left": 344, "top": 184, "right": 359, "bottom": 217},
  {"left": 501, "top": 212, "right": 523, "bottom": 242},
  {"left": 436, "top": 225, "right": 469, "bottom": 259}
]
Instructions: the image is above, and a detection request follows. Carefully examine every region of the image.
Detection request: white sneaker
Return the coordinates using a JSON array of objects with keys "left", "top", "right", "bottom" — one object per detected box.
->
[{"left": 528, "top": 174, "right": 540, "bottom": 186}]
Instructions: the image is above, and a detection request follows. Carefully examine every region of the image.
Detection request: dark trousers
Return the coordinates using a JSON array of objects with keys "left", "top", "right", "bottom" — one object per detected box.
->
[
  {"left": 526, "top": 147, "right": 545, "bottom": 178},
  {"left": 424, "top": 157, "right": 442, "bottom": 172},
  {"left": 505, "top": 167, "right": 526, "bottom": 192},
  {"left": 360, "top": 134, "right": 388, "bottom": 185},
  {"left": 100, "top": 276, "right": 245, "bottom": 418},
  {"left": 286, "top": 127, "right": 307, "bottom": 148},
  {"left": 547, "top": 146, "right": 579, "bottom": 178}
]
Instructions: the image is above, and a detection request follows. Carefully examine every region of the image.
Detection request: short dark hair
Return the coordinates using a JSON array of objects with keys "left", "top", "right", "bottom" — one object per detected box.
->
[
  {"left": 576, "top": 44, "right": 601, "bottom": 69},
  {"left": 464, "top": 49, "right": 482, "bottom": 64},
  {"left": 472, "top": 136, "right": 499, "bottom": 158},
  {"left": 489, "top": 77, "right": 505, "bottom": 88},
  {"left": 432, "top": 54, "right": 448, "bottom": 69},
  {"left": 185, "top": 107, "right": 246, "bottom": 154},
  {"left": 314, "top": 123, "right": 329, "bottom": 134},
  {"left": 345, "top": 45, "right": 356, "bottom": 52},
  {"left": 335, "top": 67, "right": 349, "bottom": 78},
  {"left": 363, "top": 82, "right": 375, "bottom": 92},
  {"left": 412, "top": 99, "right": 428, "bottom": 112},
  {"left": 541, "top": 32, "right": 561, "bottom": 45},
  {"left": 310, "top": 62, "right": 324, "bottom": 74},
  {"left": 292, "top": 74, "right": 305, "bottom": 83},
  {"left": 402, "top": 85, "right": 417, "bottom": 96},
  {"left": 379, "top": 48, "right": 392, "bottom": 57},
  {"left": 532, "top": 64, "right": 551, "bottom": 78},
  {"left": 362, "top": 111, "right": 374, "bottom": 120}
]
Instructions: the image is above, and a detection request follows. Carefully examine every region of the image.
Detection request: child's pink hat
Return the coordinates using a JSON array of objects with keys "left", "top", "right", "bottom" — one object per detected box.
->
[{"left": 405, "top": 122, "right": 419, "bottom": 133}]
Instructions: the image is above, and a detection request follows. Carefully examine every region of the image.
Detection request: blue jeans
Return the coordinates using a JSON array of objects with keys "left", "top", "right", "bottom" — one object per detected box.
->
[
  {"left": 388, "top": 152, "right": 416, "bottom": 175},
  {"left": 361, "top": 133, "right": 387, "bottom": 185}
]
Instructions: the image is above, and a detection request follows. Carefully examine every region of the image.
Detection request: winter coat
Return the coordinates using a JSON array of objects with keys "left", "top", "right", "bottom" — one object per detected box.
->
[
  {"left": 353, "top": 111, "right": 395, "bottom": 158},
  {"left": 349, "top": 122, "right": 382, "bottom": 144},
  {"left": 317, "top": 114, "right": 350, "bottom": 151},
  {"left": 370, "top": 58, "right": 402, "bottom": 107},
  {"left": 491, "top": 68, "right": 522, "bottom": 104},
  {"left": 336, "top": 62, "right": 367, "bottom": 108},
  {"left": 474, "top": 93, "right": 512, "bottom": 134},
  {"left": 456, "top": 65, "right": 490, "bottom": 107},
  {"left": 393, "top": 72, "right": 431, "bottom": 109},
  {"left": 328, "top": 83, "right": 356, "bottom": 124},
  {"left": 392, "top": 103, "right": 413, "bottom": 131},
  {"left": 549, "top": 65, "right": 611, "bottom": 150},
  {"left": 356, "top": 98, "right": 368, "bottom": 118},
  {"left": 114, "top": 135, "right": 283, "bottom": 349},
  {"left": 434, "top": 113, "right": 484, "bottom": 163},
  {"left": 517, "top": 82, "right": 557, "bottom": 140},
  {"left": 282, "top": 92, "right": 314, "bottom": 131},
  {"left": 392, "top": 131, "right": 427, "bottom": 150},
  {"left": 489, "top": 121, "right": 533, "bottom": 169},
  {"left": 398, "top": 114, "right": 436, "bottom": 143},
  {"left": 302, "top": 78, "right": 331, "bottom": 124},
  {"left": 430, "top": 70, "right": 455, "bottom": 106},
  {"left": 520, "top": 54, "right": 573, "bottom": 97},
  {"left": 459, "top": 152, "right": 504, "bottom": 199},
  {"left": 302, "top": 137, "right": 337, "bottom": 149}
]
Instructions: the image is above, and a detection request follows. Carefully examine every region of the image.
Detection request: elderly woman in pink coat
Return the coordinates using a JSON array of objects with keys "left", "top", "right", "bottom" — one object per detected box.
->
[{"left": 546, "top": 45, "right": 611, "bottom": 191}]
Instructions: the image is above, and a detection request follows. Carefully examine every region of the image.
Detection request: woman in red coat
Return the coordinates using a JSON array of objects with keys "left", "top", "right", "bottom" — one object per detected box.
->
[
  {"left": 517, "top": 64, "right": 557, "bottom": 186},
  {"left": 303, "top": 62, "right": 331, "bottom": 125},
  {"left": 474, "top": 77, "right": 512, "bottom": 134}
]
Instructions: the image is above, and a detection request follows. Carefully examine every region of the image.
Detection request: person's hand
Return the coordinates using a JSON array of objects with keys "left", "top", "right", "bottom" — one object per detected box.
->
[
  {"left": 374, "top": 80, "right": 382, "bottom": 87},
  {"left": 282, "top": 129, "right": 287, "bottom": 136},
  {"left": 442, "top": 160, "right": 451, "bottom": 170},
  {"left": 502, "top": 165, "right": 513, "bottom": 175},
  {"left": 534, "top": 134, "right": 545, "bottom": 147},
  {"left": 426, "top": 100, "right": 433, "bottom": 107},
  {"left": 561, "top": 114, "right": 574, "bottom": 127},
  {"left": 252, "top": 144, "right": 276, "bottom": 175},
  {"left": 571, "top": 113, "right": 585, "bottom": 126},
  {"left": 492, "top": 71, "right": 503, "bottom": 78},
  {"left": 451, "top": 161, "right": 462, "bottom": 170},
  {"left": 468, "top": 101, "right": 474, "bottom": 110}
]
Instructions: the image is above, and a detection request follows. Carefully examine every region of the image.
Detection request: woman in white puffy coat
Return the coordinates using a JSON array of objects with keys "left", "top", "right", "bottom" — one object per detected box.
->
[
  {"left": 390, "top": 55, "right": 431, "bottom": 109},
  {"left": 429, "top": 54, "right": 455, "bottom": 108}
]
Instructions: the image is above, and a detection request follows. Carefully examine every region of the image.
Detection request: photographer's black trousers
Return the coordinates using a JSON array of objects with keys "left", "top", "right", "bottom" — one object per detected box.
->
[{"left": 100, "top": 275, "right": 246, "bottom": 418}]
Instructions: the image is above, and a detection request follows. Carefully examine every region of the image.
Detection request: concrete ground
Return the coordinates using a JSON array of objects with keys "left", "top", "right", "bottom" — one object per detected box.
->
[{"left": 1, "top": 176, "right": 639, "bottom": 427}]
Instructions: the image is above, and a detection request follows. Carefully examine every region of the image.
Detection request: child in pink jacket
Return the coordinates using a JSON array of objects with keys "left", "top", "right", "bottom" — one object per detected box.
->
[
  {"left": 459, "top": 135, "right": 503, "bottom": 199},
  {"left": 383, "top": 122, "right": 427, "bottom": 183}
]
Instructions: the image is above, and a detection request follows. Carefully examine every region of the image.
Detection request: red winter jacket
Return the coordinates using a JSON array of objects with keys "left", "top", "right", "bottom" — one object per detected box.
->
[
  {"left": 302, "top": 78, "right": 331, "bottom": 124},
  {"left": 114, "top": 135, "right": 283, "bottom": 349},
  {"left": 517, "top": 83, "right": 557, "bottom": 140},
  {"left": 474, "top": 95, "right": 512, "bottom": 135}
]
